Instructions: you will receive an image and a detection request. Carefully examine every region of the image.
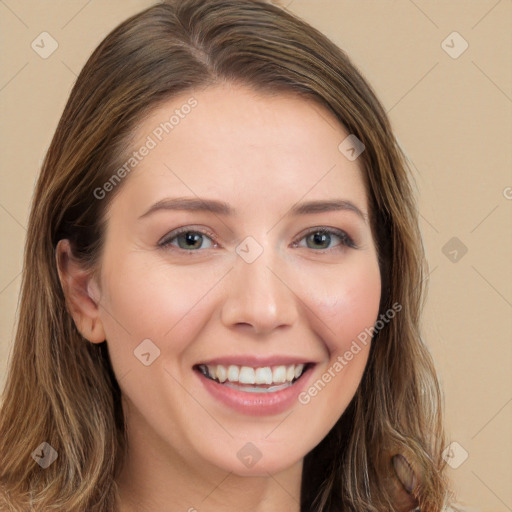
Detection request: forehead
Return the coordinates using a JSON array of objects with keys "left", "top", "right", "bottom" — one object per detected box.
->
[{"left": 109, "top": 83, "right": 369, "bottom": 217}]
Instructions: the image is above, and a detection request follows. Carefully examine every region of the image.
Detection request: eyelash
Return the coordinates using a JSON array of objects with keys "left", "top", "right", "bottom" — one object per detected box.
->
[{"left": 158, "top": 226, "right": 357, "bottom": 254}]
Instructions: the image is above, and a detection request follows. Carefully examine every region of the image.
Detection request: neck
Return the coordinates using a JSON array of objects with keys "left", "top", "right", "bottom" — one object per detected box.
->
[
  {"left": 117, "top": 450, "right": 302, "bottom": 512},
  {"left": 115, "top": 404, "right": 302, "bottom": 512}
]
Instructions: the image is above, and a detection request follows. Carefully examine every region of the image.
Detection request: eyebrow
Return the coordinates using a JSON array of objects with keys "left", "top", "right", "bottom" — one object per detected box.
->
[{"left": 138, "top": 197, "right": 367, "bottom": 222}]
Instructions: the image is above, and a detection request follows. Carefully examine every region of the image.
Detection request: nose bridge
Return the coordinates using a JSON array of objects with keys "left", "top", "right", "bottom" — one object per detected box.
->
[{"left": 220, "top": 238, "right": 298, "bottom": 334}]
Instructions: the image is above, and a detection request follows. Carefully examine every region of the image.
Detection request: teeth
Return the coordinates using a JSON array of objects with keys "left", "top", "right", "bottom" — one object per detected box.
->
[
  {"left": 255, "top": 367, "right": 273, "bottom": 385},
  {"left": 239, "top": 366, "right": 255, "bottom": 384},
  {"left": 272, "top": 366, "right": 287, "bottom": 383},
  {"left": 216, "top": 364, "right": 227, "bottom": 383},
  {"left": 200, "top": 363, "right": 307, "bottom": 385},
  {"left": 294, "top": 364, "right": 304, "bottom": 378},
  {"left": 227, "top": 365, "right": 239, "bottom": 382}
]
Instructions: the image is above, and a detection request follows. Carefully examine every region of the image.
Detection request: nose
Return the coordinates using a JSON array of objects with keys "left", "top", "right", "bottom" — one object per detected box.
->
[{"left": 220, "top": 247, "right": 299, "bottom": 336}]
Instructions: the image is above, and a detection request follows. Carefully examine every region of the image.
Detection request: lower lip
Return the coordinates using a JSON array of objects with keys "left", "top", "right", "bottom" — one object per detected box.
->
[{"left": 196, "top": 367, "right": 314, "bottom": 416}]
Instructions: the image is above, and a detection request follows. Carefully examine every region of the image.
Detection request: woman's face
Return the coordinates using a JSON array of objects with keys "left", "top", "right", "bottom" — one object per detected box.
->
[{"left": 93, "top": 83, "right": 381, "bottom": 476}]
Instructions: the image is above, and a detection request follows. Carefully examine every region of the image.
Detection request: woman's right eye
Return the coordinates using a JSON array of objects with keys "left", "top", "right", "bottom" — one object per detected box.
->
[{"left": 159, "top": 228, "right": 217, "bottom": 252}]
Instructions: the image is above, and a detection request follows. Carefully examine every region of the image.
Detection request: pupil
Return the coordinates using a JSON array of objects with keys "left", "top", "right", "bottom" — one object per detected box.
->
[
  {"left": 311, "top": 232, "right": 329, "bottom": 248},
  {"left": 180, "top": 232, "right": 201, "bottom": 249}
]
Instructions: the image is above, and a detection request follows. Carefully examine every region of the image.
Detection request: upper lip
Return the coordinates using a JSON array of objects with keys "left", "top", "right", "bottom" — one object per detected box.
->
[{"left": 195, "top": 355, "right": 317, "bottom": 367}]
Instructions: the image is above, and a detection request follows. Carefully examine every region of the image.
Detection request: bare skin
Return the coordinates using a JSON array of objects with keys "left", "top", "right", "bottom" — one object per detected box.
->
[{"left": 57, "top": 83, "right": 381, "bottom": 512}]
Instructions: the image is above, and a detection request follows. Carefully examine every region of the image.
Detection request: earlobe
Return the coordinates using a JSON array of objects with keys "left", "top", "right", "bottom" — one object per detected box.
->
[{"left": 55, "top": 239, "right": 106, "bottom": 344}]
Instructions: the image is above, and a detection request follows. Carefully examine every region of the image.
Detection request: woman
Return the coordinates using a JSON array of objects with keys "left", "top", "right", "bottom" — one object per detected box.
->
[{"left": 0, "top": 0, "right": 453, "bottom": 510}]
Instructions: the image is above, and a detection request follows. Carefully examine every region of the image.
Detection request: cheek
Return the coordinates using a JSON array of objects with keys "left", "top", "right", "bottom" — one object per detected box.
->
[
  {"left": 97, "top": 254, "right": 223, "bottom": 366},
  {"left": 302, "top": 258, "right": 382, "bottom": 355},
  {"left": 295, "top": 259, "right": 381, "bottom": 436}
]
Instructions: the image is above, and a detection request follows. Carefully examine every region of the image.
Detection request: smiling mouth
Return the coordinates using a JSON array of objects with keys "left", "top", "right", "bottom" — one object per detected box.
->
[{"left": 194, "top": 363, "right": 313, "bottom": 393}]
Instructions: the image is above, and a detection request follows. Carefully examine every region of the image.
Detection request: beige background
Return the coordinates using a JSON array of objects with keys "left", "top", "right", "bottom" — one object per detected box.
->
[{"left": 0, "top": 1, "right": 510, "bottom": 510}]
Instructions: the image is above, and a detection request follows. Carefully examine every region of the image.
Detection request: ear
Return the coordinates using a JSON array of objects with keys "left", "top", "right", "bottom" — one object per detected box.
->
[{"left": 55, "top": 239, "right": 106, "bottom": 344}]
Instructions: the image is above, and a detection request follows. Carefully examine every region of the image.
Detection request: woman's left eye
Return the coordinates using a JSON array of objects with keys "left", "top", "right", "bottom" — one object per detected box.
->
[
  {"left": 294, "top": 228, "right": 356, "bottom": 251},
  {"left": 158, "top": 227, "right": 356, "bottom": 253}
]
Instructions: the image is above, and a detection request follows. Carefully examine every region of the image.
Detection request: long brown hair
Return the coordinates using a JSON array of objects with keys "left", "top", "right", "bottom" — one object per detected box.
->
[{"left": 0, "top": 1, "right": 452, "bottom": 510}]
